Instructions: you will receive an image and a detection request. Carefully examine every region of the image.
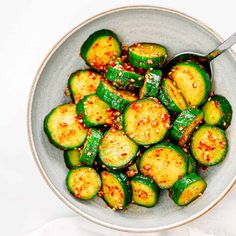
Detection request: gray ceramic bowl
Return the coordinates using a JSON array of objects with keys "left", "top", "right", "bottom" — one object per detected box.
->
[{"left": 28, "top": 6, "right": 236, "bottom": 232}]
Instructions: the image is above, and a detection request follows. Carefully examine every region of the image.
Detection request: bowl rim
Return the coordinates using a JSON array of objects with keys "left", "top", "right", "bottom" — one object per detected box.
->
[{"left": 27, "top": 5, "right": 236, "bottom": 233}]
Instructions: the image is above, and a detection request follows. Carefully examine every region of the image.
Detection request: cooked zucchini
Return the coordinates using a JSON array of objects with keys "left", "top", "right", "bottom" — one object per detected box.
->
[
  {"left": 100, "top": 171, "right": 132, "bottom": 210},
  {"left": 123, "top": 98, "right": 170, "bottom": 145},
  {"left": 66, "top": 166, "right": 101, "bottom": 200},
  {"left": 139, "top": 69, "right": 162, "bottom": 99},
  {"left": 139, "top": 142, "right": 188, "bottom": 189},
  {"left": 131, "top": 174, "right": 159, "bottom": 207},
  {"left": 128, "top": 43, "right": 168, "bottom": 69},
  {"left": 80, "top": 29, "right": 122, "bottom": 71},
  {"left": 202, "top": 94, "right": 233, "bottom": 129},
  {"left": 170, "top": 173, "right": 207, "bottom": 206},
  {"left": 106, "top": 65, "right": 144, "bottom": 89},
  {"left": 68, "top": 70, "right": 102, "bottom": 104},
  {"left": 191, "top": 125, "right": 228, "bottom": 166},
  {"left": 79, "top": 128, "right": 102, "bottom": 166},
  {"left": 64, "top": 149, "right": 82, "bottom": 169},
  {"left": 170, "top": 108, "right": 204, "bottom": 146},
  {"left": 158, "top": 78, "right": 187, "bottom": 113},
  {"left": 168, "top": 61, "right": 211, "bottom": 106},
  {"left": 96, "top": 81, "right": 137, "bottom": 111},
  {"left": 76, "top": 94, "right": 114, "bottom": 127},
  {"left": 187, "top": 153, "right": 197, "bottom": 174},
  {"left": 44, "top": 104, "right": 88, "bottom": 150},
  {"left": 99, "top": 128, "right": 138, "bottom": 169}
]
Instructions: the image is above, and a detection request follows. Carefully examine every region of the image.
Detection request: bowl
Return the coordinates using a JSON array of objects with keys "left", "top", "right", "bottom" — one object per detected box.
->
[{"left": 28, "top": 5, "right": 236, "bottom": 232}]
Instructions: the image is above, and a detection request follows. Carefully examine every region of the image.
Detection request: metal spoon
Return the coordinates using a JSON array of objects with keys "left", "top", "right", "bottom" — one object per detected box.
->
[{"left": 164, "top": 32, "right": 236, "bottom": 77}]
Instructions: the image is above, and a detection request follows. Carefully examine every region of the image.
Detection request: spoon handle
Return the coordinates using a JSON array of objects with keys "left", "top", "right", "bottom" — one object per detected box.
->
[{"left": 207, "top": 32, "right": 236, "bottom": 61}]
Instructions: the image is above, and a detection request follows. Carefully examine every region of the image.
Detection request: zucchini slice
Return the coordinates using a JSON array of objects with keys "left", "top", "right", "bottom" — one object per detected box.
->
[
  {"left": 187, "top": 153, "right": 197, "bottom": 174},
  {"left": 100, "top": 171, "right": 132, "bottom": 210},
  {"left": 202, "top": 94, "right": 233, "bottom": 129},
  {"left": 80, "top": 128, "right": 102, "bottom": 166},
  {"left": 96, "top": 81, "right": 138, "bottom": 111},
  {"left": 191, "top": 125, "right": 228, "bottom": 166},
  {"left": 76, "top": 94, "right": 114, "bottom": 127},
  {"left": 99, "top": 128, "right": 139, "bottom": 170},
  {"left": 139, "top": 69, "right": 162, "bottom": 99},
  {"left": 158, "top": 78, "right": 187, "bottom": 113},
  {"left": 139, "top": 142, "right": 188, "bottom": 189},
  {"left": 123, "top": 98, "right": 170, "bottom": 145},
  {"left": 168, "top": 61, "right": 211, "bottom": 106},
  {"left": 64, "top": 149, "right": 82, "bottom": 169},
  {"left": 170, "top": 108, "right": 204, "bottom": 146},
  {"left": 66, "top": 166, "right": 101, "bottom": 200},
  {"left": 131, "top": 174, "right": 159, "bottom": 207},
  {"left": 170, "top": 173, "right": 207, "bottom": 206},
  {"left": 106, "top": 65, "right": 144, "bottom": 89},
  {"left": 68, "top": 70, "right": 102, "bottom": 104},
  {"left": 128, "top": 43, "right": 168, "bottom": 69},
  {"left": 80, "top": 29, "right": 122, "bottom": 71},
  {"left": 44, "top": 104, "right": 88, "bottom": 150}
]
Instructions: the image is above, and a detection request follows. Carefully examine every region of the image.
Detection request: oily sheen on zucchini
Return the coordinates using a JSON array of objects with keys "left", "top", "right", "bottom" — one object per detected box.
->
[
  {"left": 139, "top": 142, "right": 188, "bottom": 189},
  {"left": 100, "top": 171, "right": 132, "bottom": 210},
  {"left": 191, "top": 125, "right": 228, "bottom": 166},
  {"left": 44, "top": 104, "right": 88, "bottom": 150},
  {"left": 68, "top": 70, "right": 102, "bottom": 104},
  {"left": 106, "top": 64, "right": 144, "bottom": 89},
  {"left": 170, "top": 173, "right": 207, "bottom": 206},
  {"left": 44, "top": 29, "right": 232, "bottom": 211},
  {"left": 131, "top": 174, "right": 159, "bottom": 207},
  {"left": 99, "top": 128, "right": 138, "bottom": 169},
  {"left": 124, "top": 98, "right": 170, "bottom": 145},
  {"left": 168, "top": 61, "right": 211, "bottom": 106},
  {"left": 158, "top": 78, "right": 187, "bottom": 114},
  {"left": 96, "top": 81, "right": 137, "bottom": 111},
  {"left": 139, "top": 69, "right": 162, "bottom": 99},
  {"left": 170, "top": 108, "right": 204, "bottom": 146},
  {"left": 79, "top": 128, "right": 102, "bottom": 166},
  {"left": 202, "top": 94, "right": 233, "bottom": 129},
  {"left": 80, "top": 29, "right": 122, "bottom": 71},
  {"left": 76, "top": 94, "right": 114, "bottom": 127},
  {"left": 128, "top": 43, "right": 168, "bottom": 69},
  {"left": 66, "top": 167, "right": 101, "bottom": 200}
]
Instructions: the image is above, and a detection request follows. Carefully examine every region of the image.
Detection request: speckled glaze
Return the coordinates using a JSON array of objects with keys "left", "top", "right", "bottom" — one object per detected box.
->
[{"left": 28, "top": 6, "right": 236, "bottom": 232}]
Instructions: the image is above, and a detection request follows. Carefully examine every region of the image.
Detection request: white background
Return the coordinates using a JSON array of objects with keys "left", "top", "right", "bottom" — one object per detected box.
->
[{"left": 1, "top": 0, "right": 236, "bottom": 235}]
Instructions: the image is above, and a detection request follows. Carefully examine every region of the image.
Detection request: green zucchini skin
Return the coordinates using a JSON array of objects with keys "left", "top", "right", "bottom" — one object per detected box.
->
[
  {"left": 64, "top": 149, "right": 82, "bottom": 169},
  {"left": 158, "top": 78, "right": 187, "bottom": 114},
  {"left": 202, "top": 94, "right": 233, "bottom": 129},
  {"left": 105, "top": 65, "right": 144, "bottom": 89},
  {"left": 68, "top": 70, "right": 102, "bottom": 104},
  {"left": 139, "top": 142, "right": 188, "bottom": 189},
  {"left": 170, "top": 173, "right": 207, "bottom": 206},
  {"left": 131, "top": 174, "right": 160, "bottom": 207},
  {"left": 190, "top": 125, "right": 228, "bottom": 166},
  {"left": 99, "top": 128, "right": 139, "bottom": 170},
  {"left": 96, "top": 81, "right": 137, "bottom": 111},
  {"left": 100, "top": 171, "right": 132, "bottom": 210},
  {"left": 128, "top": 43, "right": 168, "bottom": 69},
  {"left": 168, "top": 61, "right": 211, "bottom": 106},
  {"left": 170, "top": 108, "right": 203, "bottom": 146},
  {"left": 66, "top": 166, "right": 101, "bottom": 200},
  {"left": 80, "top": 128, "right": 103, "bottom": 166},
  {"left": 139, "top": 69, "right": 162, "bottom": 99},
  {"left": 44, "top": 104, "right": 88, "bottom": 150},
  {"left": 80, "top": 29, "right": 122, "bottom": 71},
  {"left": 187, "top": 153, "right": 197, "bottom": 174}
]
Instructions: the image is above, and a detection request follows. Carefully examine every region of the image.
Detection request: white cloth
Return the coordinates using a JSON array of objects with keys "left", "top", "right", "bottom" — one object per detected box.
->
[{"left": 26, "top": 216, "right": 215, "bottom": 236}]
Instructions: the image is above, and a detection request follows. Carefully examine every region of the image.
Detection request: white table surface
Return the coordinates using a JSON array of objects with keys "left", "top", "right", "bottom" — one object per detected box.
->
[{"left": 1, "top": 0, "right": 236, "bottom": 235}]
